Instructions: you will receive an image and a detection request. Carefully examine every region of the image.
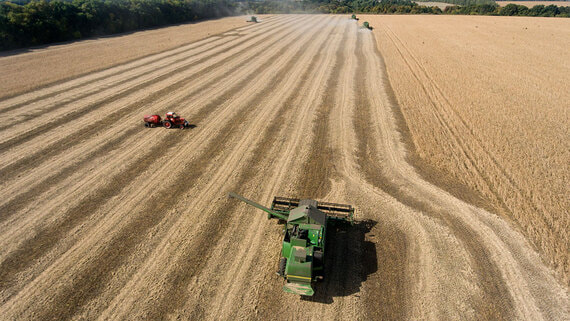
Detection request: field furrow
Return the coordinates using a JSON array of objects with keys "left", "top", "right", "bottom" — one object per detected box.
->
[
  {"left": 0, "top": 16, "right": 302, "bottom": 159},
  {"left": 0, "top": 16, "right": 316, "bottom": 226},
  {"left": 0, "top": 14, "right": 567, "bottom": 321}
]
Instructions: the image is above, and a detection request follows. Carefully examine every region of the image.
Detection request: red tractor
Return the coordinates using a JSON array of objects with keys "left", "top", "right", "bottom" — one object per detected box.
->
[{"left": 144, "top": 112, "right": 190, "bottom": 129}]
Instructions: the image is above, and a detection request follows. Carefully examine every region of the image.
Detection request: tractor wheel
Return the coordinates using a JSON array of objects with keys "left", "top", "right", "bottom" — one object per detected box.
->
[
  {"left": 163, "top": 121, "right": 172, "bottom": 129},
  {"left": 278, "top": 258, "right": 287, "bottom": 277}
]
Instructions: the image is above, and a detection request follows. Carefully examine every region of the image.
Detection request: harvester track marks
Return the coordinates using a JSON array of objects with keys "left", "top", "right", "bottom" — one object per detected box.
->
[
  {"left": 0, "top": 17, "right": 321, "bottom": 262},
  {"left": 0, "top": 16, "right": 304, "bottom": 152},
  {"left": 0, "top": 16, "right": 309, "bottom": 186},
  {"left": 352, "top": 31, "right": 515, "bottom": 320},
  {"left": 293, "top": 17, "right": 348, "bottom": 200},
  {"left": 0, "top": 15, "right": 322, "bottom": 300},
  {"left": 17, "top": 16, "right": 328, "bottom": 320},
  {"left": 109, "top": 17, "right": 342, "bottom": 321},
  {"left": 0, "top": 15, "right": 298, "bottom": 114},
  {"left": 344, "top": 32, "right": 410, "bottom": 320},
  {"left": 0, "top": 17, "right": 316, "bottom": 226},
  {"left": 382, "top": 23, "right": 552, "bottom": 259},
  {"left": 202, "top": 18, "right": 349, "bottom": 321}
]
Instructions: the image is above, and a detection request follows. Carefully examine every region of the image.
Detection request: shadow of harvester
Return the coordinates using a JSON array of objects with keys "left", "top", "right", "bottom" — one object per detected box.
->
[{"left": 301, "top": 219, "right": 378, "bottom": 304}]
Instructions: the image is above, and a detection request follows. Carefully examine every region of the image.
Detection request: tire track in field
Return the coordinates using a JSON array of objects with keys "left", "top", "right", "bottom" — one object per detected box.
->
[
  {"left": 199, "top": 18, "right": 348, "bottom": 321},
  {"left": 101, "top": 17, "right": 342, "bottom": 321},
  {"left": 0, "top": 16, "right": 301, "bottom": 151},
  {"left": 13, "top": 16, "right": 326, "bottom": 320},
  {"left": 340, "top": 28, "right": 410, "bottom": 321},
  {"left": 372, "top": 25, "right": 568, "bottom": 320},
  {"left": 251, "top": 20, "right": 400, "bottom": 321},
  {"left": 382, "top": 24, "right": 561, "bottom": 282},
  {"left": 292, "top": 16, "right": 347, "bottom": 198},
  {"left": 288, "top": 21, "right": 392, "bottom": 320},
  {"left": 331, "top": 27, "right": 434, "bottom": 320},
  {"left": 0, "top": 16, "right": 308, "bottom": 197},
  {"left": 0, "top": 16, "right": 303, "bottom": 185},
  {"left": 0, "top": 17, "right": 320, "bottom": 269},
  {"left": 0, "top": 16, "right": 322, "bottom": 301},
  {"left": 217, "top": 17, "right": 350, "bottom": 321},
  {"left": 0, "top": 17, "right": 313, "bottom": 225},
  {"left": 353, "top": 31, "right": 515, "bottom": 320},
  {"left": 0, "top": 16, "right": 291, "bottom": 114},
  {"left": 380, "top": 25, "right": 515, "bottom": 217},
  {"left": 0, "top": 16, "right": 293, "bottom": 122}
]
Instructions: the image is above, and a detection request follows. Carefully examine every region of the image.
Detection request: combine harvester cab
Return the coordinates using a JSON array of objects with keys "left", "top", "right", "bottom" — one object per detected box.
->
[{"left": 228, "top": 193, "right": 354, "bottom": 296}]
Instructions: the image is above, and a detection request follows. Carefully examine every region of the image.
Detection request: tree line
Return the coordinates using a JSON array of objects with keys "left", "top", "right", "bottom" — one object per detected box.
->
[
  {"left": 415, "top": 0, "right": 493, "bottom": 5},
  {"left": 443, "top": 2, "right": 570, "bottom": 15},
  {"left": 1, "top": 0, "right": 235, "bottom": 50},
  {"left": 1, "top": 0, "right": 569, "bottom": 51},
  {"left": 244, "top": 0, "right": 570, "bottom": 17}
]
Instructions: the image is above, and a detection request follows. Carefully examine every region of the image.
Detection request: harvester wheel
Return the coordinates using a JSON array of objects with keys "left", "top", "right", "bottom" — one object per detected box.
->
[
  {"left": 278, "top": 258, "right": 287, "bottom": 277},
  {"left": 314, "top": 251, "right": 324, "bottom": 276},
  {"left": 163, "top": 120, "right": 172, "bottom": 129},
  {"left": 144, "top": 122, "right": 150, "bottom": 127}
]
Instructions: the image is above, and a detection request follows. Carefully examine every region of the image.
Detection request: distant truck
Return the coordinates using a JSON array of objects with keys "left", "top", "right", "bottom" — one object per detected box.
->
[{"left": 143, "top": 112, "right": 190, "bottom": 129}]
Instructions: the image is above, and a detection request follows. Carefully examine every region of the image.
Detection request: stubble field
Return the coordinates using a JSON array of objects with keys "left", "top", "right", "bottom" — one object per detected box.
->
[
  {"left": 0, "top": 14, "right": 567, "bottom": 320},
  {"left": 496, "top": 1, "right": 570, "bottom": 7}
]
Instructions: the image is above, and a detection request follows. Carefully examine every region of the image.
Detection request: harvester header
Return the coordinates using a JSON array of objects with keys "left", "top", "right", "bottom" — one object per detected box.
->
[{"left": 227, "top": 192, "right": 355, "bottom": 296}]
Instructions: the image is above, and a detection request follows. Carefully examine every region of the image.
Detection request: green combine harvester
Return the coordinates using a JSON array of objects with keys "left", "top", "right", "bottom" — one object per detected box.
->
[{"left": 228, "top": 192, "right": 355, "bottom": 296}]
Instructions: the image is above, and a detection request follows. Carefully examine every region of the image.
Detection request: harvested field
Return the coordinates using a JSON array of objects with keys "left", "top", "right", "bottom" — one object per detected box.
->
[
  {"left": 496, "top": 1, "right": 570, "bottom": 6},
  {"left": 0, "top": 15, "right": 270, "bottom": 99},
  {"left": 414, "top": 1, "right": 455, "bottom": 9},
  {"left": 0, "top": 14, "right": 567, "bottom": 320}
]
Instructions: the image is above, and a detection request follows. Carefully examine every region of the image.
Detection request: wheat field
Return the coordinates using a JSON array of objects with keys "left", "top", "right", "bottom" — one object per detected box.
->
[{"left": 367, "top": 14, "right": 569, "bottom": 286}]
